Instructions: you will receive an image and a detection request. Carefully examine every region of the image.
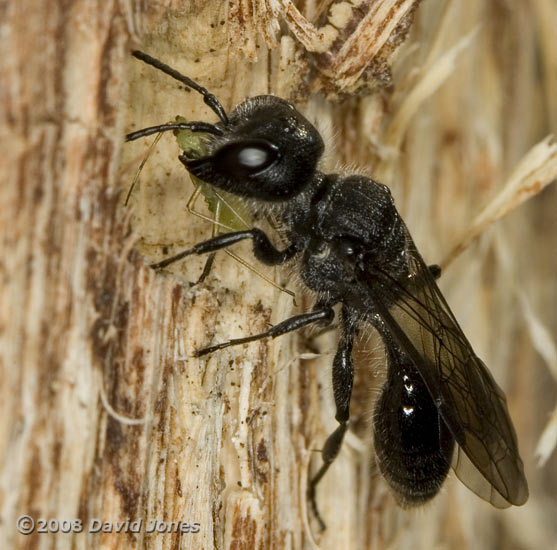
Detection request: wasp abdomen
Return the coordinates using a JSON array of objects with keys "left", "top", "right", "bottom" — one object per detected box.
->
[{"left": 373, "top": 350, "right": 455, "bottom": 505}]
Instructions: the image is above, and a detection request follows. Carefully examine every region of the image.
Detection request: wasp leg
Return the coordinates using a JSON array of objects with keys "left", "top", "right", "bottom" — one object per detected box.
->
[
  {"left": 195, "top": 305, "right": 334, "bottom": 357},
  {"left": 194, "top": 253, "right": 217, "bottom": 285},
  {"left": 308, "top": 309, "right": 357, "bottom": 531},
  {"left": 150, "top": 228, "right": 298, "bottom": 269}
]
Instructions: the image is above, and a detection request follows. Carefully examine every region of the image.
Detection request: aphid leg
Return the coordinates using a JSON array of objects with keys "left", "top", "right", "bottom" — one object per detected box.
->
[
  {"left": 158, "top": 185, "right": 295, "bottom": 295},
  {"left": 222, "top": 250, "right": 296, "bottom": 298},
  {"left": 125, "top": 132, "right": 164, "bottom": 206},
  {"left": 185, "top": 188, "right": 286, "bottom": 293},
  {"left": 212, "top": 188, "right": 251, "bottom": 229},
  {"left": 185, "top": 185, "right": 219, "bottom": 285},
  {"left": 207, "top": 193, "right": 295, "bottom": 296},
  {"left": 308, "top": 309, "right": 357, "bottom": 530},
  {"left": 150, "top": 228, "right": 298, "bottom": 270},
  {"left": 195, "top": 303, "right": 334, "bottom": 356}
]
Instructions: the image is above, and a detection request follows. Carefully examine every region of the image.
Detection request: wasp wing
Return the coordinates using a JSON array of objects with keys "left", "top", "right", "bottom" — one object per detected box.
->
[{"left": 362, "top": 231, "right": 528, "bottom": 507}]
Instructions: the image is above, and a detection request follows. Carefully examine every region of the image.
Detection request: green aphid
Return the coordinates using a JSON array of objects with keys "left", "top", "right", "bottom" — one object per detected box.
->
[{"left": 174, "top": 116, "right": 250, "bottom": 232}]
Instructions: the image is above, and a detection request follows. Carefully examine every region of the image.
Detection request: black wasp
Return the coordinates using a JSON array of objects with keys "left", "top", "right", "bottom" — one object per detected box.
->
[{"left": 126, "top": 51, "right": 528, "bottom": 528}]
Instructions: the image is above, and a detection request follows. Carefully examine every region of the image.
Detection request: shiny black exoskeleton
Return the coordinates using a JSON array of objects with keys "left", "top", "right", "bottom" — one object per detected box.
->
[
  {"left": 127, "top": 51, "right": 528, "bottom": 529},
  {"left": 373, "top": 334, "right": 455, "bottom": 506}
]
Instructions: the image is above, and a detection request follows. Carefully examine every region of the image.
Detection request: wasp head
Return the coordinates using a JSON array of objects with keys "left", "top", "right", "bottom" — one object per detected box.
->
[{"left": 181, "top": 96, "right": 324, "bottom": 201}]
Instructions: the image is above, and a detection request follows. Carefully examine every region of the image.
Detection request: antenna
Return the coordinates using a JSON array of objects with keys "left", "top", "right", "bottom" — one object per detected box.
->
[
  {"left": 125, "top": 121, "right": 223, "bottom": 142},
  {"left": 132, "top": 51, "right": 229, "bottom": 125}
]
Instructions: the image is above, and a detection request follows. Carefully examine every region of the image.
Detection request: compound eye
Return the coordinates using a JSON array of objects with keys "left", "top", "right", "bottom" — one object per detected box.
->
[
  {"left": 238, "top": 147, "right": 269, "bottom": 168},
  {"left": 215, "top": 140, "right": 278, "bottom": 176}
]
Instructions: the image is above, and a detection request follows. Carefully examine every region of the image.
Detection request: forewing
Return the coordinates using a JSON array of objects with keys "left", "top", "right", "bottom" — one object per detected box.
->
[{"left": 363, "top": 234, "right": 528, "bottom": 507}]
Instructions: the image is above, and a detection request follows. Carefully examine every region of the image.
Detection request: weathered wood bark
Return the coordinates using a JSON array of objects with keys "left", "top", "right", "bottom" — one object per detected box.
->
[{"left": 2, "top": 1, "right": 556, "bottom": 550}]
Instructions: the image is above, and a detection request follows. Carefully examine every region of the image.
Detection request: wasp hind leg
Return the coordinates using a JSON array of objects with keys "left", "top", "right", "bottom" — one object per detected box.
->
[{"left": 308, "top": 308, "right": 357, "bottom": 530}]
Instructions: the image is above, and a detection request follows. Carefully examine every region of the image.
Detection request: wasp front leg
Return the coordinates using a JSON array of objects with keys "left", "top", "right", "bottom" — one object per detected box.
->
[{"left": 150, "top": 228, "right": 298, "bottom": 269}]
